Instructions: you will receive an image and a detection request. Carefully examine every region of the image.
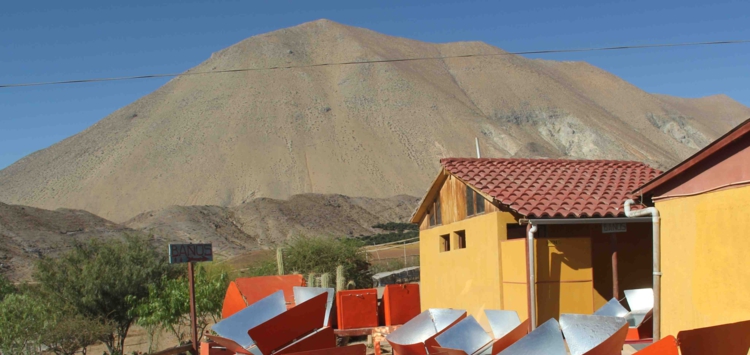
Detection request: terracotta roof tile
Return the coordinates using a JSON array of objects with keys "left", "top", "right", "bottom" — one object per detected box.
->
[{"left": 441, "top": 158, "right": 662, "bottom": 218}]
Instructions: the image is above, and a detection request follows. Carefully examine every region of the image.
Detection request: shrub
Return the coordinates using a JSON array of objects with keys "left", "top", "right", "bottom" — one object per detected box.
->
[
  {"left": 281, "top": 236, "right": 371, "bottom": 289},
  {"left": 34, "top": 234, "right": 176, "bottom": 355}
]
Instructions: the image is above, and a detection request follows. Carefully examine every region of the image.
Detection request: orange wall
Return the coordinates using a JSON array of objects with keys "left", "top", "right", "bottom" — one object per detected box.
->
[{"left": 656, "top": 185, "right": 750, "bottom": 336}]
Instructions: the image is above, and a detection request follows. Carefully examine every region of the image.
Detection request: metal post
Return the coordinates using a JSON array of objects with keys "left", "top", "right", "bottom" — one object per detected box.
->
[
  {"left": 404, "top": 242, "right": 407, "bottom": 265},
  {"left": 188, "top": 261, "right": 198, "bottom": 355},
  {"left": 611, "top": 233, "right": 619, "bottom": 300}
]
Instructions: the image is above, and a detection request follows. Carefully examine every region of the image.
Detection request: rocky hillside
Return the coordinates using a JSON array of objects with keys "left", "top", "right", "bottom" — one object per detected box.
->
[
  {"left": 0, "top": 194, "right": 418, "bottom": 281},
  {"left": 1, "top": 19, "right": 748, "bottom": 221}
]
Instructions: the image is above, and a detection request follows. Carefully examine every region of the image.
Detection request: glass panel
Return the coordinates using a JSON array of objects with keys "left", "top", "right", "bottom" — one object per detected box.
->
[
  {"left": 476, "top": 192, "right": 485, "bottom": 214},
  {"left": 466, "top": 186, "right": 474, "bottom": 216}
]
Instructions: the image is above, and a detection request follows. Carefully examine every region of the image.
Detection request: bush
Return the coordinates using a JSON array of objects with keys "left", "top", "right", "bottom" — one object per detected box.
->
[
  {"left": 0, "top": 274, "right": 13, "bottom": 301},
  {"left": 129, "top": 264, "right": 229, "bottom": 347},
  {"left": 34, "top": 234, "right": 176, "bottom": 355},
  {"left": 281, "top": 236, "right": 371, "bottom": 289},
  {"left": 0, "top": 292, "right": 46, "bottom": 355}
]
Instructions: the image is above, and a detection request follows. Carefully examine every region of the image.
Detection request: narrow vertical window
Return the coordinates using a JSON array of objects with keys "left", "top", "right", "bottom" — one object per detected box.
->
[
  {"left": 429, "top": 210, "right": 435, "bottom": 226},
  {"left": 456, "top": 230, "right": 467, "bottom": 249},
  {"left": 475, "top": 193, "right": 485, "bottom": 214},
  {"left": 440, "top": 234, "right": 450, "bottom": 252},
  {"left": 435, "top": 199, "right": 442, "bottom": 225},
  {"left": 466, "top": 185, "right": 474, "bottom": 216}
]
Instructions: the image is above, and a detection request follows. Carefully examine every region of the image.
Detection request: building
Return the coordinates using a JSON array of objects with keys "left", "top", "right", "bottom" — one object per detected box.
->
[
  {"left": 410, "top": 158, "right": 661, "bottom": 328},
  {"left": 634, "top": 118, "right": 750, "bottom": 337}
]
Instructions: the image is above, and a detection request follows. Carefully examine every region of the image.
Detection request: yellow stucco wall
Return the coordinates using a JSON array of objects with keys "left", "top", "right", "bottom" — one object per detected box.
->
[
  {"left": 419, "top": 210, "right": 517, "bottom": 328},
  {"left": 656, "top": 185, "right": 750, "bottom": 337}
]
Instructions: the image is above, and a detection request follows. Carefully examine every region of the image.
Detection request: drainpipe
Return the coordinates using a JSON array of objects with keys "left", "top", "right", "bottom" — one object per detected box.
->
[
  {"left": 624, "top": 199, "right": 660, "bottom": 341},
  {"left": 527, "top": 223, "right": 538, "bottom": 330}
]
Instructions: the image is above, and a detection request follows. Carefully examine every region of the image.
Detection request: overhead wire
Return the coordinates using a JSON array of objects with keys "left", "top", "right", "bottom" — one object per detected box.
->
[{"left": 1, "top": 39, "right": 749, "bottom": 88}]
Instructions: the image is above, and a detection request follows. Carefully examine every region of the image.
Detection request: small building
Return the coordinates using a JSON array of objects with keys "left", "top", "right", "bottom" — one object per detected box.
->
[
  {"left": 410, "top": 158, "right": 661, "bottom": 328},
  {"left": 635, "top": 118, "right": 750, "bottom": 337}
]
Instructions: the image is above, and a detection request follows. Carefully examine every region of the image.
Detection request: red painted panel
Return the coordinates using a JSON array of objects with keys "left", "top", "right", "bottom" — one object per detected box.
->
[
  {"left": 430, "top": 347, "right": 468, "bottom": 355},
  {"left": 634, "top": 336, "right": 678, "bottom": 355},
  {"left": 235, "top": 275, "right": 305, "bottom": 309},
  {"left": 336, "top": 289, "right": 379, "bottom": 330},
  {"left": 221, "top": 281, "right": 247, "bottom": 319},
  {"left": 275, "top": 327, "right": 336, "bottom": 354},
  {"left": 284, "top": 344, "right": 367, "bottom": 355},
  {"left": 677, "top": 319, "right": 750, "bottom": 355},
  {"left": 248, "top": 292, "right": 327, "bottom": 355},
  {"left": 390, "top": 342, "right": 430, "bottom": 355},
  {"left": 383, "top": 284, "right": 421, "bottom": 326}
]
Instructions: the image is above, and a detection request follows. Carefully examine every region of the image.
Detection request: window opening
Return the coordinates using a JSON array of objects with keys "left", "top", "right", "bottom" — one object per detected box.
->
[
  {"left": 456, "top": 230, "right": 467, "bottom": 249},
  {"left": 440, "top": 234, "right": 450, "bottom": 252}
]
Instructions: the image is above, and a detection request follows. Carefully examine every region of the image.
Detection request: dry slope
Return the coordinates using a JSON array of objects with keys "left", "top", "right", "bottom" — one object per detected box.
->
[
  {"left": 1, "top": 194, "right": 419, "bottom": 281},
  {"left": 1, "top": 19, "right": 748, "bottom": 221}
]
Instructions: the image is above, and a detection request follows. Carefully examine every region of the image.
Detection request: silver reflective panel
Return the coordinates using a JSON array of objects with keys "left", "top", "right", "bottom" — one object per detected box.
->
[
  {"left": 430, "top": 308, "right": 467, "bottom": 332},
  {"left": 559, "top": 314, "right": 628, "bottom": 355},
  {"left": 497, "top": 318, "right": 566, "bottom": 355},
  {"left": 593, "top": 298, "right": 630, "bottom": 318},
  {"left": 624, "top": 288, "right": 653, "bottom": 313},
  {"left": 624, "top": 288, "right": 653, "bottom": 326},
  {"left": 386, "top": 310, "right": 437, "bottom": 345},
  {"left": 212, "top": 290, "right": 286, "bottom": 349},
  {"left": 293, "top": 286, "right": 335, "bottom": 326},
  {"left": 435, "top": 316, "right": 492, "bottom": 355},
  {"left": 485, "top": 310, "right": 521, "bottom": 339}
]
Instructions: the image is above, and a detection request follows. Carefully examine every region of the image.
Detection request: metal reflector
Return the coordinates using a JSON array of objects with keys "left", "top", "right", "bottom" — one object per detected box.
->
[
  {"left": 435, "top": 316, "right": 492, "bottom": 355},
  {"left": 559, "top": 314, "right": 628, "bottom": 355},
  {"left": 593, "top": 298, "right": 630, "bottom": 318},
  {"left": 484, "top": 310, "right": 522, "bottom": 339},
  {"left": 293, "top": 286, "right": 335, "bottom": 326},
  {"left": 624, "top": 288, "right": 653, "bottom": 326},
  {"left": 386, "top": 308, "right": 467, "bottom": 355},
  {"left": 497, "top": 318, "right": 566, "bottom": 355},
  {"left": 212, "top": 290, "right": 286, "bottom": 349}
]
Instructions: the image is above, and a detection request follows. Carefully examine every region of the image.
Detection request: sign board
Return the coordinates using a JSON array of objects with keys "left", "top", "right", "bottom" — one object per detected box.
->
[
  {"left": 169, "top": 243, "right": 213, "bottom": 264},
  {"left": 602, "top": 223, "right": 627, "bottom": 234}
]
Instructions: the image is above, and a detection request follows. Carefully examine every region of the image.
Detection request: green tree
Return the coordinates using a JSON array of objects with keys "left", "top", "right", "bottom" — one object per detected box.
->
[
  {"left": 0, "top": 292, "right": 46, "bottom": 355},
  {"left": 34, "top": 234, "right": 175, "bottom": 355},
  {"left": 40, "top": 312, "right": 114, "bottom": 355},
  {"left": 282, "top": 236, "right": 371, "bottom": 288},
  {"left": 129, "top": 265, "right": 229, "bottom": 346}
]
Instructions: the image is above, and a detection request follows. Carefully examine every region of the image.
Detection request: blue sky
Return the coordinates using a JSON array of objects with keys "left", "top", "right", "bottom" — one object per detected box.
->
[{"left": 1, "top": 0, "right": 749, "bottom": 169}]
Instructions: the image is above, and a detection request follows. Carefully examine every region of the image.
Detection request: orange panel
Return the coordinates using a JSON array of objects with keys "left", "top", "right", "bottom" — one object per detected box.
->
[
  {"left": 336, "top": 289, "right": 379, "bottom": 330},
  {"left": 383, "top": 284, "right": 421, "bottom": 326},
  {"left": 430, "top": 348, "right": 467, "bottom": 355},
  {"left": 283, "top": 344, "right": 367, "bottom": 355},
  {"left": 634, "top": 336, "right": 678, "bottom": 355},
  {"left": 235, "top": 275, "right": 305, "bottom": 309},
  {"left": 200, "top": 340, "right": 236, "bottom": 355},
  {"left": 275, "top": 327, "right": 336, "bottom": 354},
  {"left": 676, "top": 319, "right": 750, "bottom": 355},
  {"left": 222, "top": 281, "right": 248, "bottom": 319},
  {"left": 248, "top": 292, "right": 327, "bottom": 355},
  {"left": 489, "top": 319, "right": 530, "bottom": 354},
  {"left": 390, "top": 342, "right": 431, "bottom": 355}
]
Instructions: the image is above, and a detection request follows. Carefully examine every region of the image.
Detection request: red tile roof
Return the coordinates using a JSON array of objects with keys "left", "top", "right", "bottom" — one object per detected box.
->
[{"left": 442, "top": 158, "right": 662, "bottom": 218}]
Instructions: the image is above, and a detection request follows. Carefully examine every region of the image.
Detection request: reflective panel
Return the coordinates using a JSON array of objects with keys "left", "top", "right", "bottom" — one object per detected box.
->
[
  {"left": 431, "top": 308, "right": 468, "bottom": 332},
  {"left": 559, "top": 314, "right": 628, "bottom": 355},
  {"left": 593, "top": 298, "right": 630, "bottom": 318},
  {"left": 212, "top": 290, "right": 286, "bottom": 349},
  {"left": 435, "top": 316, "right": 492, "bottom": 355},
  {"left": 624, "top": 288, "right": 653, "bottom": 326},
  {"left": 497, "top": 318, "right": 566, "bottom": 355},
  {"left": 485, "top": 310, "right": 521, "bottom": 339},
  {"left": 293, "top": 286, "right": 335, "bottom": 326},
  {"left": 386, "top": 310, "right": 437, "bottom": 345},
  {"left": 624, "top": 288, "right": 654, "bottom": 313}
]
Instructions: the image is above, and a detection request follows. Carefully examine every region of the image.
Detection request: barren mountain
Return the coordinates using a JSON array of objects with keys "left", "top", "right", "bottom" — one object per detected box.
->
[
  {"left": 1, "top": 19, "right": 748, "bottom": 221},
  {"left": 1, "top": 194, "right": 418, "bottom": 281}
]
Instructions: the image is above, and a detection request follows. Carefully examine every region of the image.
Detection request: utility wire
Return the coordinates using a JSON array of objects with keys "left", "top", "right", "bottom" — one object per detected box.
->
[{"left": 2, "top": 39, "right": 749, "bottom": 89}]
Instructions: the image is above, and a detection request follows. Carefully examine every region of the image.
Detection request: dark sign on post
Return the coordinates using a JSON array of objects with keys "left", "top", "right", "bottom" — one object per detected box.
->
[
  {"left": 169, "top": 243, "right": 213, "bottom": 264},
  {"left": 168, "top": 243, "right": 213, "bottom": 355}
]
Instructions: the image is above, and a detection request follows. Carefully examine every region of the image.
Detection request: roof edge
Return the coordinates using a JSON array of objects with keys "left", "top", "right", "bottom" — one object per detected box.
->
[{"left": 636, "top": 117, "right": 750, "bottom": 196}]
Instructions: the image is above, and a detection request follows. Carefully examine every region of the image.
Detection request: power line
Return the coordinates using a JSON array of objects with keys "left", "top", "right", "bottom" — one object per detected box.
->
[{"left": 2, "top": 39, "right": 749, "bottom": 89}]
